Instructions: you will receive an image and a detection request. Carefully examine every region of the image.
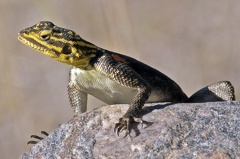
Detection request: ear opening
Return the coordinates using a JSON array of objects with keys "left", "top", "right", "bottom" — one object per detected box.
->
[{"left": 62, "top": 44, "right": 72, "bottom": 54}]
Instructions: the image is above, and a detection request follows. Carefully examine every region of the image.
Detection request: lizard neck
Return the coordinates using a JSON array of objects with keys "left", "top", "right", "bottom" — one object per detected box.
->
[{"left": 73, "top": 42, "right": 106, "bottom": 70}]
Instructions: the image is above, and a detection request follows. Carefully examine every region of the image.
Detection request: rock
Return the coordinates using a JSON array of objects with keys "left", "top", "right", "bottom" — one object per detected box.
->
[{"left": 20, "top": 101, "right": 240, "bottom": 159}]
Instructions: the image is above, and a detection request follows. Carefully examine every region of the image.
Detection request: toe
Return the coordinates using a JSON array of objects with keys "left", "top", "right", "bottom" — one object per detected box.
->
[{"left": 114, "top": 117, "right": 131, "bottom": 137}]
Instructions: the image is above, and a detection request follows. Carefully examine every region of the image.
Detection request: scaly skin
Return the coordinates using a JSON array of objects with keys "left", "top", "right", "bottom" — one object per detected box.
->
[{"left": 18, "top": 21, "right": 235, "bottom": 137}]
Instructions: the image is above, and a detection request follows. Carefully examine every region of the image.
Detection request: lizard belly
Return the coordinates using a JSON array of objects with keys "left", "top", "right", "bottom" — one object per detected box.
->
[{"left": 70, "top": 67, "right": 138, "bottom": 104}]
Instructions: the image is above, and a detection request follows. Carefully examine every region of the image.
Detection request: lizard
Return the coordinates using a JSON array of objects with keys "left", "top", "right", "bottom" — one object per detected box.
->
[{"left": 18, "top": 21, "right": 235, "bottom": 139}]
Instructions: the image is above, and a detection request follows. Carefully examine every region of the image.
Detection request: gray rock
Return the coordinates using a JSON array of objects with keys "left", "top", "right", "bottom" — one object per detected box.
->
[{"left": 20, "top": 102, "right": 240, "bottom": 159}]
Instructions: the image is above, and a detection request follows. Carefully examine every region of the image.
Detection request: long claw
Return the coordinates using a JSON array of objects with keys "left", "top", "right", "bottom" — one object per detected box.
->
[
  {"left": 114, "top": 123, "right": 120, "bottom": 134},
  {"left": 115, "top": 123, "right": 125, "bottom": 137},
  {"left": 41, "top": 131, "right": 49, "bottom": 136},
  {"left": 123, "top": 130, "right": 129, "bottom": 138},
  {"left": 27, "top": 141, "right": 38, "bottom": 145},
  {"left": 118, "top": 124, "right": 126, "bottom": 133},
  {"left": 30, "top": 135, "right": 44, "bottom": 140}
]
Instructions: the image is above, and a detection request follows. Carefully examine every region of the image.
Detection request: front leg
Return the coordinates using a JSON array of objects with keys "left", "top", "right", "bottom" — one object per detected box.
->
[
  {"left": 68, "top": 67, "right": 88, "bottom": 116},
  {"left": 94, "top": 54, "right": 151, "bottom": 137},
  {"left": 114, "top": 84, "right": 150, "bottom": 137},
  {"left": 26, "top": 68, "right": 88, "bottom": 145}
]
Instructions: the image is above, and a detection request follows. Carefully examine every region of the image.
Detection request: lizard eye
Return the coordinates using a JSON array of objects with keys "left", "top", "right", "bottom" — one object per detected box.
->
[{"left": 39, "top": 30, "right": 51, "bottom": 41}]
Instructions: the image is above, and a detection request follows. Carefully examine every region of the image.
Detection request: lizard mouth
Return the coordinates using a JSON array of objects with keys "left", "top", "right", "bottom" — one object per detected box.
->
[
  {"left": 18, "top": 35, "right": 45, "bottom": 51},
  {"left": 18, "top": 34, "right": 57, "bottom": 58}
]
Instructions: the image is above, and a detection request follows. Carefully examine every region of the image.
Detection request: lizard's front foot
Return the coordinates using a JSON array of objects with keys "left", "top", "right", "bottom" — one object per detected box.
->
[
  {"left": 27, "top": 131, "right": 49, "bottom": 144},
  {"left": 114, "top": 117, "right": 131, "bottom": 137},
  {"left": 114, "top": 116, "right": 136, "bottom": 138}
]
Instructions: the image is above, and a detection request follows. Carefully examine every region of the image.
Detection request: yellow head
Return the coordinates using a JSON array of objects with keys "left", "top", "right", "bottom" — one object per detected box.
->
[{"left": 18, "top": 21, "right": 98, "bottom": 69}]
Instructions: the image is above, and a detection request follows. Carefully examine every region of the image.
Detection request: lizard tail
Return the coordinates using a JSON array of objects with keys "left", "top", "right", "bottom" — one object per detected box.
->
[{"left": 186, "top": 81, "right": 235, "bottom": 103}]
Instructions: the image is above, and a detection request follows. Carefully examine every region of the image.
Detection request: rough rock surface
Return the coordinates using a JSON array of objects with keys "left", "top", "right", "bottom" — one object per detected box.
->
[{"left": 20, "top": 101, "right": 240, "bottom": 159}]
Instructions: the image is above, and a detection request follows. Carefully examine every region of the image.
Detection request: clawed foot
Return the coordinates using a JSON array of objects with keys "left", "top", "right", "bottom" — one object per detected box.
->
[
  {"left": 114, "top": 116, "right": 142, "bottom": 138},
  {"left": 27, "top": 131, "right": 49, "bottom": 144}
]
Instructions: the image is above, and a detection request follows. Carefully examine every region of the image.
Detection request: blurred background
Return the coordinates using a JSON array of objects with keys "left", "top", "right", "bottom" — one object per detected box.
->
[{"left": 0, "top": 0, "right": 239, "bottom": 158}]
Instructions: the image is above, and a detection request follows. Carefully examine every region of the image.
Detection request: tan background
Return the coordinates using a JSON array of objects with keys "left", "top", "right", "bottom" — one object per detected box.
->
[{"left": 0, "top": 0, "right": 239, "bottom": 158}]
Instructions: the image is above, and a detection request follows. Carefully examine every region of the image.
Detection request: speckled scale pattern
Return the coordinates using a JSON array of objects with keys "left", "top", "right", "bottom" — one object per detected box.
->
[
  {"left": 68, "top": 83, "right": 87, "bottom": 115},
  {"left": 187, "top": 81, "right": 235, "bottom": 103},
  {"left": 94, "top": 54, "right": 151, "bottom": 117}
]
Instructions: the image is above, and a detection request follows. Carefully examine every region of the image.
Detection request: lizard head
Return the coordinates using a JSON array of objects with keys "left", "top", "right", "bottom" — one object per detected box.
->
[{"left": 18, "top": 21, "right": 98, "bottom": 69}]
